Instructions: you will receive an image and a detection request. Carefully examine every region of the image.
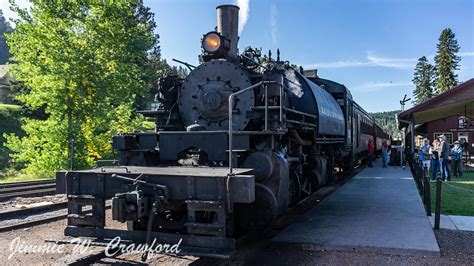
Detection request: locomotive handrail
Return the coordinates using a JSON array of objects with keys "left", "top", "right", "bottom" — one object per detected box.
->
[
  {"left": 228, "top": 79, "right": 284, "bottom": 175},
  {"left": 228, "top": 81, "right": 264, "bottom": 175}
]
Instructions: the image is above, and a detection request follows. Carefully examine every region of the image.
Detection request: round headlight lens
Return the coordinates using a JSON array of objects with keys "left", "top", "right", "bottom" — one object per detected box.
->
[{"left": 202, "top": 32, "right": 221, "bottom": 53}]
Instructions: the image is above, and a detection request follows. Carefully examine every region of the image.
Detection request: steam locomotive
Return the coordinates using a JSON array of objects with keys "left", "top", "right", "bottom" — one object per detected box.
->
[{"left": 56, "top": 4, "right": 390, "bottom": 258}]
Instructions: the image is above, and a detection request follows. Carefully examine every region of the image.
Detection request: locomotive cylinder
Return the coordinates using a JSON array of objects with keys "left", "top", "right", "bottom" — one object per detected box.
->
[{"left": 216, "top": 5, "right": 239, "bottom": 59}]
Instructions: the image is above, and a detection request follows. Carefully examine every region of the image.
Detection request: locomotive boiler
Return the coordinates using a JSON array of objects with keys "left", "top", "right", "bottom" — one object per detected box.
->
[{"left": 56, "top": 4, "right": 390, "bottom": 259}]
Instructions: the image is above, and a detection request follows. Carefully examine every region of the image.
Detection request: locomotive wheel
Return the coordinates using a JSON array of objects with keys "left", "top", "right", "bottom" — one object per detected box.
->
[
  {"left": 344, "top": 156, "right": 354, "bottom": 172},
  {"left": 289, "top": 170, "right": 301, "bottom": 205},
  {"left": 253, "top": 183, "right": 278, "bottom": 229},
  {"left": 301, "top": 178, "right": 312, "bottom": 196},
  {"left": 234, "top": 183, "right": 278, "bottom": 234}
]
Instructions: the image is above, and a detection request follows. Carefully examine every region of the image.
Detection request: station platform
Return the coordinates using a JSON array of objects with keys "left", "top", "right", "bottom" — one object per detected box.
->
[{"left": 273, "top": 161, "right": 440, "bottom": 256}]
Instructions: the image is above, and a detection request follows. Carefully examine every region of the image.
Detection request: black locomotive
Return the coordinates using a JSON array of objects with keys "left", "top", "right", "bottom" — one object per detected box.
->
[{"left": 56, "top": 4, "right": 391, "bottom": 258}]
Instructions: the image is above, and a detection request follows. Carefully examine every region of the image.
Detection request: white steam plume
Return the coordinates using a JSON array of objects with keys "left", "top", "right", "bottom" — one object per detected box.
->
[
  {"left": 236, "top": 0, "right": 249, "bottom": 34},
  {"left": 285, "top": 69, "right": 304, "bottom": 98}
]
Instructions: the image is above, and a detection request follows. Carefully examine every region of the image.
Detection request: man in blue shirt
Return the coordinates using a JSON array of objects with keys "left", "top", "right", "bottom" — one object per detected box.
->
[
  {"left": 451, "top": 141, "right": 463, "bottom": 178},
  {"left": 420, "top": 138, "right": 431, "bottom": 172}
]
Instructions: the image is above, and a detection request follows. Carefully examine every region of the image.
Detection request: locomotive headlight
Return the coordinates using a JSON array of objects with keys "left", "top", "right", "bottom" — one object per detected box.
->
[{"left": 202, "top": 32, "right": 222, "bottom": 53}]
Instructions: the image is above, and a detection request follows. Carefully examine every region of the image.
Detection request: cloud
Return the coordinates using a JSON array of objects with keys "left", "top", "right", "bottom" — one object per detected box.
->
[
  {"left": 366, "top": 52, "right": 417, "bottom": 69},
  {"left": 304, "top": 60, "right": 372, "bottom": 69},
  {"left": 304, "top": 52, "right": 417, "bottom": 69},
  {"left": 270, "top": 4, "right": 277, "bottom": 45},
  {"left": 235, "top": 0, "right": 249, "bottom": 35},
  {"left": 304, "top": 51, "right": 474, "bottom": 69},
  {"left": 458, "top": 51, "right": 474, "bottom": 57},
  {"left": 352, "top": 81, "right": 412, "bottom": 93}
]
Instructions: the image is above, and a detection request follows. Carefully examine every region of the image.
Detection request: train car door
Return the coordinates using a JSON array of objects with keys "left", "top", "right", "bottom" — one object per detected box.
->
[
  {"left": 346, "top": 98, "right": 352, "bottom": 148},
  {"left": 355, "top": 113, "right": 359, "bottom": 149}
]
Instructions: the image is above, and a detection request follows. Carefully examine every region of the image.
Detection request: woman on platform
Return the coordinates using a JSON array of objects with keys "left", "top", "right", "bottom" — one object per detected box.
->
[{"left": 430, "top": 140, "right": 441, "bottom": 180}]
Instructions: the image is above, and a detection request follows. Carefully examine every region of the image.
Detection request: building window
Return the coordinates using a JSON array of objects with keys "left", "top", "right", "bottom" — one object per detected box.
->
[{"left": 433, "top": 132, "right": 453, "bottom": 144}]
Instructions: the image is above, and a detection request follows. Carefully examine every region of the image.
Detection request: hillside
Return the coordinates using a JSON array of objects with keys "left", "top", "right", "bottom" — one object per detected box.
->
[{"left": 370, "top": 110, "right": 402, "bottom": 140}]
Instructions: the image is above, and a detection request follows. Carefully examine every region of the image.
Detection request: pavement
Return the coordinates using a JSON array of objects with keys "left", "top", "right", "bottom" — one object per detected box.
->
[
  {"left": 429, "top": 214, "right": 474, "bottom": 231},
  {"left": 273, "top": 161, "right": 440, "bottom": 257}
]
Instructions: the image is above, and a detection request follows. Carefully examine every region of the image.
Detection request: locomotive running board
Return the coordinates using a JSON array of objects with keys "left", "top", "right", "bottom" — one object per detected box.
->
[{"left": 64, "top": 226, "right": 236, "bottom": 259}]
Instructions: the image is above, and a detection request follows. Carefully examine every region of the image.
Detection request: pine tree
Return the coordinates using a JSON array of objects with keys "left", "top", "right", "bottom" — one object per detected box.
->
[
  {"left": 0, "top": 9, "right": 13, "bottom": 64},
  {"left": 434, "top": 28, "right": 461, "bottom": 94},
  {"left": 412, "top": 56, "right": 435, "bottom": 105}
]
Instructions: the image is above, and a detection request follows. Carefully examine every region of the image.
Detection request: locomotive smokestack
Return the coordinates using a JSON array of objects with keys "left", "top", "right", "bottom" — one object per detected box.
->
[{"left": 216, "top": 5, "right": 239, "bottom": 60}]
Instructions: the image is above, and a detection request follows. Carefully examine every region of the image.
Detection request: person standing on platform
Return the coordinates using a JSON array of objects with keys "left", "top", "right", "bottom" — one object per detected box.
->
[
  {"left": 368, "top": 139, "right": 374, "bottom": 167},
  {"left": 439, "top": 135, "right": 451, "bottom": 181},
  {"left": 451, "top": 141, "right": 463, "bottom": 178},
  {"left": 430, "top": 140, "right": 440, "bottom": 180},
  {"left": 419, "top": 138, "right": 431, "bottom": 172},
  {"left": 382, "top": 140, "right": 389, "bottom": 167}
]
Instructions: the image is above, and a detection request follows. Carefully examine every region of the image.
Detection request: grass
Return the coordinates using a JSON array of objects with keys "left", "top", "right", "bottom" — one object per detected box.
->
[
  {"left": 429, "top": 171, "right": 474, "bottom": 216},
  {"left": 0, "top": 103, "right": 21, "bottom": 111},
  {"left": 0, "top": 169, "right": 54, "bottom": 183}
]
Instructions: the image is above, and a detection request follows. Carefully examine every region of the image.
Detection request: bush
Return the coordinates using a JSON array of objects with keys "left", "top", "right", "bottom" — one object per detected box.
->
[{"left": 0, "top": 104, "right": 23, "bottom": 170}]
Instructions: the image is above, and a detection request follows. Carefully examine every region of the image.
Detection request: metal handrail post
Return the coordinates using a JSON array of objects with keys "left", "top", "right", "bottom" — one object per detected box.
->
[
  {"left": 228, "top": 81, "right": 263, "bottom": 175},
  {"left": 264, "top": 84, "right": 268, "bottom": 131},
  {"left": 434, "top": 177, "right": 442, "bottom": 230},
  {"left": 279, "top": 75, "right": 284, "bottom": 123},
  {"left": 423, "top": 165, "right": 431, "bottom": 216}
]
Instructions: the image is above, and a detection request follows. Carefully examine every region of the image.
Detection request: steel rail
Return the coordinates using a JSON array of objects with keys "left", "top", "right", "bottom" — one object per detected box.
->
[
  {"left": 0, "top": 187, "right": 57, "bottom": 202},
  {"left": 0, "top": 201, "right": 67, "bottom": 220},
  {"left": 0, "top": 179, "right": 55, "bottom": 189},
  {"left": 0, "top": 203, "right": 111, "bottom": 233}
]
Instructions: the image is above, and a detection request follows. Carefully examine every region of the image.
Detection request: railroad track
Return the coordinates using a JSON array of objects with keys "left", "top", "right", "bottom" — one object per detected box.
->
[
  {"left": 0, "top": 200, "right": 111, "bottom": 233},
  {"left": 0, "top": 201, "right": 68, "bottom": 232},
  {"left": 0, "top": 180, "right": 56, "bottom": 201}
]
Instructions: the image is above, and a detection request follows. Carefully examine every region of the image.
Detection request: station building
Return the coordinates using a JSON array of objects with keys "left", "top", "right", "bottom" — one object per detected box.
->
[
  {"left": 0, "top": 65, "right": 13, "bottom": 104},
  {"left": 398, "top": 78, "right": 474, "bottom": 154}
]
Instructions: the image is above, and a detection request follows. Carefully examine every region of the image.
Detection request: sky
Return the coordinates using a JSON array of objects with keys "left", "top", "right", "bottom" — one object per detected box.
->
[{"left": 1, "top": 0, "right": 473, "bottom": 112}]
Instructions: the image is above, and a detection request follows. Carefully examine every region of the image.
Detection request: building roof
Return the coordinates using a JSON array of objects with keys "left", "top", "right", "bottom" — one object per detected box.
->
[
  {"left": 0, "top": 65, "right": 9, "bottom": 80},
  {"left": 0, "top": 65, "right": 12, "bottom": 86},
  {"left": 398, "top": 78, "right": 474, "bottom": 128}
]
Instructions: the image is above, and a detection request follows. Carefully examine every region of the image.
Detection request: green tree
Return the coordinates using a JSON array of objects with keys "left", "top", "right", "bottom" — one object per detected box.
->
[
  {"left": 412, "top": 56, "right": 435, "bottom": 105},
  {"left": 370, "top": 110, "right": 402, "bottom": 140},
  {"left": 0, "top": 9, "right": 13, "bottom": 64},
  {"left": 4, "top": 0, "right": 160, "bottom": 176},
  {"left": 171, "top": 65, "right": 189, "bottom": 78},
  {"left": 434, "top": 28, "right": 461, "bottom": 94}
]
